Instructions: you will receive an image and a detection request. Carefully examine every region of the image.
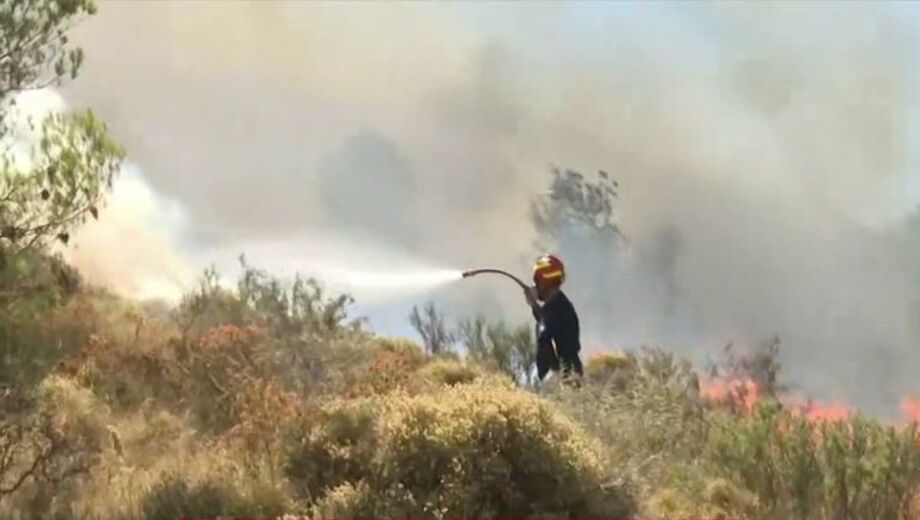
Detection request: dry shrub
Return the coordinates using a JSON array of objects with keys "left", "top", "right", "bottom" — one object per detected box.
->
[
  {"left": 556, "top": 347, "right": 706, "bottom": 507},
  {"left": 94, "top": 453, "right": 293, "bottom": 520},
  {"left": 644, "top": 476, "right": 758, "bottom": 519},
  {"left": 416, "top": 356, "right": 483, "bottom": 388},
  {"left": 228, "top": 378, "right": 304, "bottom": 446},
  {"left": 375, "top": 337, "right": 427, "bottom": 362},
  {"left": 64, "top": 332, "right": 175, "bottom": 412},
  {"left": 54, "top": 296, "right": 186, "bottom": 416},
  {"left": 343, "top": 338, "right": 428, "bottom": 398},
  {"left": 170, "top": 324, "right": 275, "bottom": 432},
  {"left": 584, "top": 351, "right": 638, "bottom": 391},
  {"left": 65, "top": 403, "right": 295, "bottom": 520},
  {"left": 0, "top": 375, "right": 111, "bottom": 518},
  {"left": 287, "top": 377, "right": 635, "bottom": 519},
  {"left": 137, "top": 470, "right": 291, "bottom": 520},
  {"left": 337, "top": 339, "right": 487, "bottom": 399},
  {"left": 71, "top": 322, "right": 288, "bottom": 434},
  {"left": 221, "top": 378, "right": 308, "bottom": 487}
]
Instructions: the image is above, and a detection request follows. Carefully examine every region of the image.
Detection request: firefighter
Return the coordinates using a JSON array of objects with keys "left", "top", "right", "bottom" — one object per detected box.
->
[{"left": 525, "top": 254, "right": 584, "bottom": 383}]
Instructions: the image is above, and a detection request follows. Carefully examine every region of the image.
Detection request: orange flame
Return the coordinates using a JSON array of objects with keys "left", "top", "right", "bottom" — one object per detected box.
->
[
  {"left": 800, "top": 400, "right": 850, "bottom": 423},
  {"left": 701, "top": 375, "right": 852, "bottom": 425},
  {"left": 700, "top": 376, "right": 760, "bottom": 412},
  {"left": 900, "top": 396, "right": 920, "bottom": 424}
]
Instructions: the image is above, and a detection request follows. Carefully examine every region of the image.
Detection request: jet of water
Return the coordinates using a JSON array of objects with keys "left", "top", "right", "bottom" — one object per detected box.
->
[
  {"left": 306, "top": 263, "right": 464, "bottom": 300},
  {"left": 204, "top": 230, "right": 467, "bottom": 304}
]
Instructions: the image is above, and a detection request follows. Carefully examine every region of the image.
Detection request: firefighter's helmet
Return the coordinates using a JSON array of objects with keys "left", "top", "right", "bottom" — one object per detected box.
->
[{"left": 533, "top": 254, "right": 565, "bottom": 286}]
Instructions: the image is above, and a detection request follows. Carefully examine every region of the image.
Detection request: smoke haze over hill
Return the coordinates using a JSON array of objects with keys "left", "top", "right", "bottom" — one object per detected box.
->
[{"left": 47, "top": 2, "right": 920, "bottom": 415}]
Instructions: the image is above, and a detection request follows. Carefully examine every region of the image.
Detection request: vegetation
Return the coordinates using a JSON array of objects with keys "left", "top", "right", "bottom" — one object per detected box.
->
[
  {"left": 7, "top": 250, "right": 920, "bottom": 519},
  {"left": 5, "top": 2, "right": 920, "bottom": 519}
]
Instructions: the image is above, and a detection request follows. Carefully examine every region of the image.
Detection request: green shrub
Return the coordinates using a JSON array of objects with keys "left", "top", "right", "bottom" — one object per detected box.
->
[
  {"left": 0, "top": 250, "right": 92, "bottom": 391},
  {"left": 283, "top": 398, "right": 380, "bottom": 503},
  {"left": 708, "top": 400, "right": 920, "bottom": 519},
  {"left": 287, "top": 377, "right": 635, "bottom": 519},
  {"left": 817, "top": 416, "right": 920, "bottom": 519}
]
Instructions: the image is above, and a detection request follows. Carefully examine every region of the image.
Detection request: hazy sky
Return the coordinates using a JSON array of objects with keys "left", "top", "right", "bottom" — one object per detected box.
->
[{"left": 48, "top": 1, "right": 920, "bottom": 415}]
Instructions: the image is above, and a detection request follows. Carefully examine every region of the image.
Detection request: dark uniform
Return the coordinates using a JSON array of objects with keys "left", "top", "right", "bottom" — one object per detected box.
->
[{"left": 532, "top": 290, "right": 584, "bottom": 381}]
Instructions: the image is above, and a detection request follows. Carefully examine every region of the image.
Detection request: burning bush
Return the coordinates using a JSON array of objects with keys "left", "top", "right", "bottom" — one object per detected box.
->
[{"left": 700, "top": 376, "right": 761, "bottom": 413}]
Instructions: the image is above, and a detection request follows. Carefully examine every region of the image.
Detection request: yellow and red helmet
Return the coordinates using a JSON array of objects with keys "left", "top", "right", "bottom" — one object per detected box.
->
[{"left": 532, "top": 254, "right": 565, "bottom": 286}]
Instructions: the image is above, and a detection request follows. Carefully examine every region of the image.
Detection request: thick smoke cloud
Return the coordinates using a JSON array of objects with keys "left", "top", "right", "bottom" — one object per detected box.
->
[
  {"left": 59, "top": 2, "right": 920, "bottom": 415},
  {"left": 317, "top": 131, "right": 420, "bottom": 249}
]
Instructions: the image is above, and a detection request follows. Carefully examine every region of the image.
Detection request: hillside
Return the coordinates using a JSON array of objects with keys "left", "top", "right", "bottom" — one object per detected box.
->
[
  {"left": 5, "top": 2, "right": 920, "bottom": 519},
  {"left": 2, "top": 253, "right": 920, "bottom": 519}
]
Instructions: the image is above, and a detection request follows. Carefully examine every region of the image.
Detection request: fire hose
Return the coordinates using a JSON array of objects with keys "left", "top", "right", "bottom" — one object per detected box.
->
[
  {"left": 462, "top": 268, "right": 529, "bottom": 290},
  {"left": 461, "top": 268, "right": 541, "bottom": 337}
]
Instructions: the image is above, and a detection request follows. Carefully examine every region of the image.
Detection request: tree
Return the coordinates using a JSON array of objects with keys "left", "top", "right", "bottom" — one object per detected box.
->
[
  {"left": 0, "top": 8, "right": 123, "bottom": 501},
  {"left": 0, "top": 0, "right": 123, "bottom": 252},
  {"left": 1, "top": 110, "right": 123, "bottom": 249},
  {"left": 409, "top": 302, "right": 454, "bottom": 355},
  {"left": 530, "top": 166, "right": 626, "bottom": 250},
  {"left": 456, "top": 315, "right": 535, "bottom": 386},
  {"left": 0, "top": 0, "right": 96, "bottom": 105},
  {"left": 529, "top": 167, "right": 628, "bottom": 339}
]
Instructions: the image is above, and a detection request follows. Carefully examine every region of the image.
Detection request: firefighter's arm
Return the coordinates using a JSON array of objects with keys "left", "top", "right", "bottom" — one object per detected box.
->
[{"left": 523, "top": 286, "right": 541, "bottom": 321}]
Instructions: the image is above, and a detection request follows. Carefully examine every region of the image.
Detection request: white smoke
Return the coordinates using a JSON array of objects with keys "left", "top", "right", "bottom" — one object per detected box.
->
[
  {"left": 1, "top": 87, "right": 195, "bottom": 303},
  {"left": 62, "top": 165, "right": 196, "bottom": 303}
]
